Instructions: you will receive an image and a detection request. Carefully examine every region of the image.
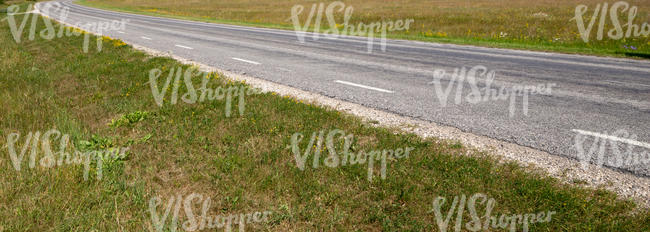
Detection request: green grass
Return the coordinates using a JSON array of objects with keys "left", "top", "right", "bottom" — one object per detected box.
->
[
  {"left": 1, "top": 1, "right": 649, "bottom": 231},
  {"left": 108, "top": 111, "right": 149, "bottom": 128},
  {"left": 77, "top": 0, "right": 650, "bottom": 58}
]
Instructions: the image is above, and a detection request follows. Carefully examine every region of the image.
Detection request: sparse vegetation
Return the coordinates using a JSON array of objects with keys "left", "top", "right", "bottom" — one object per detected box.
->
[{"left": 108, "top": 111, "right": 149, "bottom": 128}]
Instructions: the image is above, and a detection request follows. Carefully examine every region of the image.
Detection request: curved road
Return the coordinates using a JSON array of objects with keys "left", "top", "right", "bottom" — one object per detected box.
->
[{"left": 36, "top": 0, "right": 650, "bottom": 176}]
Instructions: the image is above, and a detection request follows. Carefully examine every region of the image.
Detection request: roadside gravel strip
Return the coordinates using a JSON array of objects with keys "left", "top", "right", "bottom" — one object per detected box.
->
[{"left": 35, "top": 3, "right": 650, "bottom": 208}]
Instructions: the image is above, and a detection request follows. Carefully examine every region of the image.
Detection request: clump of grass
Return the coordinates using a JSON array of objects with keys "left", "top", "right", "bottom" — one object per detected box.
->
[
  {"left": 77, "top": 134, "right": 129, "bottom": 178},
  {"left": 450, "top": 142, "right": 463, "bottom": 149},
  {"left": 78, "top": 134, "right": 115, "bottom": 150},
  {"left": 108, "top": 111, "right": 149, "bottom": 128}
]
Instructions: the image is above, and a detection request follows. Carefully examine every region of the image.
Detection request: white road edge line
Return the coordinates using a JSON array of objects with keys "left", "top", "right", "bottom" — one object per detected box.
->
[
  {"left": 141, "top": 36, "right": 152, "bottom": 40},
  {"left": 175, "top": 44, "right": 193, "bottom": 50},
  {"left": 605, "top": 80, "right": 650, "bottom": 88},
  {"left": 572, "top": 129, "right": 650, "bottom": 149},
  {"left": 335, "top": 80, "right": 395, "bottom": 93},
  {"left": 232, "top": 58, "right": 261, "bottom": 65},
  {"left": 117, "top": 31, "right": 125, "bottom": 34}
]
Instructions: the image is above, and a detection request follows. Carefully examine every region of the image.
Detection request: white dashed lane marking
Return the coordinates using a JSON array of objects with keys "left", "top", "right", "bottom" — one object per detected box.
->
[
  {"left": 175, "top": 44, "right": 193, "bottom": 50},
  {"left": 334, "top": 80, "right": 394, "bottom": 93},
  {"left": 232, "top": 58, "right": 261, "bottom": 65},
  {"left": 572, "top": 129, "right": 650, "bottom": 149}
]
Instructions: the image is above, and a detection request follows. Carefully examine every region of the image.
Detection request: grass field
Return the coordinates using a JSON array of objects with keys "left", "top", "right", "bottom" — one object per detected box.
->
[
  {"left": 1, "top": 1, "right": 650, "bottom": 231},
  {"left": 78, "top": 0, "right": 650, "bottom": 58}
]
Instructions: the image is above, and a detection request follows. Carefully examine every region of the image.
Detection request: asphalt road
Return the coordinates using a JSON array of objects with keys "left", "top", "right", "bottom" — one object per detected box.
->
[{"left": 36, "top": 1, "right": 650, "bottom": 176}]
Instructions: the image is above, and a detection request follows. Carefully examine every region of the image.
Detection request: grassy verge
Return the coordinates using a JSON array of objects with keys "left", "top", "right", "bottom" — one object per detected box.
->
[
  {"left": 1, "top": 1, "right": 649, "bottom": 231},
  {"left": 77, "top": 0, "right": 650, "bottom": 58}
]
